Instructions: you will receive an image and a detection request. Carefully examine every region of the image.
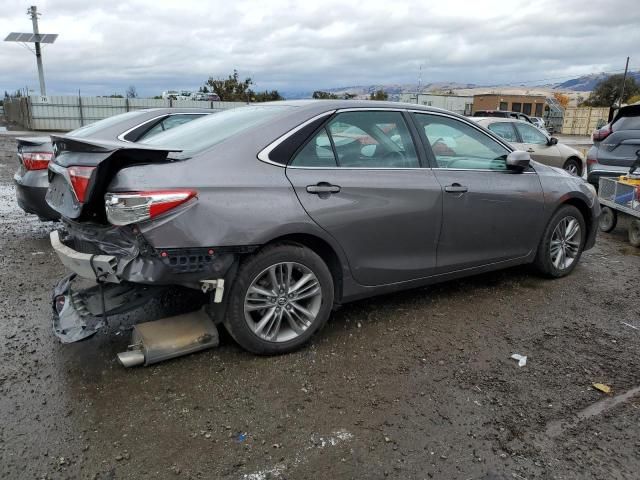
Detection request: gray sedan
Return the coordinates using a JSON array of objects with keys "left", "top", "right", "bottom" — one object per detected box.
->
[
  {"left": 14, "top": 108, "right": 210, "bottom": 220},
  {"left": 45, "top": 100, "right": 600, "bottom": 359}
]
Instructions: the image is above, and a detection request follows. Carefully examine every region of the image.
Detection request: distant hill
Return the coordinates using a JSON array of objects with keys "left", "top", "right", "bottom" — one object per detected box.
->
[
  {"left": 282, "top": 71, "right": 639, "bottom": 100},
  {"left": 554, "top": 71, "right": 640, "bottom": 91}
]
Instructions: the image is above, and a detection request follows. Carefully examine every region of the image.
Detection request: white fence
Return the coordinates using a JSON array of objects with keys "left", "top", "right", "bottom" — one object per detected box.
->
[
  {"left": 561, "top": 107, "right": 611, "bottom": 136},
  {"left": 4, "top": 95, "right": 245, "bottom": 131}
]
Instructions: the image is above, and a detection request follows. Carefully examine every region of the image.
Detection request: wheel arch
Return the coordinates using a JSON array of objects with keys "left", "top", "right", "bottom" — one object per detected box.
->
[
  {"left": 563, "top": 156, "right": 584, "bottom": 176},
  {"left": 560, "top": 196, "right": 594, "bottom": 241},
  {"left": 258, "top": 232, "right": 348, "bottom": 303}
]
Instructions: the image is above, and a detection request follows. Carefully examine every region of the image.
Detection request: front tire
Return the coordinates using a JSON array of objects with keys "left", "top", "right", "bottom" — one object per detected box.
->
[
  {"left": 563, "top": 158, "right": 582, "bottom": 177},
  {"left": 224, "top": 243, "right": 334, "bottom": 355},
  {"left": 534, "top": 205, "right": 586, "bottom": 278}
]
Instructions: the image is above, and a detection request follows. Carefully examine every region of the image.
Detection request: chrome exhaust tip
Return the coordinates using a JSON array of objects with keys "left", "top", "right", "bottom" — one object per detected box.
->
[{"left": 117, "top": 349, "right": 145, "bottom": 368}]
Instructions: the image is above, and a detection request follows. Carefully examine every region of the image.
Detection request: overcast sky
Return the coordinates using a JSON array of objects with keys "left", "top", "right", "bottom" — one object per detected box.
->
[{"left": 1, "top": 0, "right": 639, "bottom": 97}]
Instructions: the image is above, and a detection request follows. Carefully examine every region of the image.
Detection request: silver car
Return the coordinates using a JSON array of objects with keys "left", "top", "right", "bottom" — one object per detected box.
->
[
  {"left": 46, "top": 101, "right": 600, "bottom": 357},
  {"left": 473, "top": 117, "right": 585, "bottom": 176}
]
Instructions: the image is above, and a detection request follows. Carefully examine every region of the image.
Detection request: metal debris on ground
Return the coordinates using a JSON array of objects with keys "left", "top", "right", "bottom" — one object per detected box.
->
[
  {"left": 621, "top": 322, "right": 639, "bottom": 330},
  {"left": 592, "top": 383, "right": 613, "bottom": 394},
  {"left": 510, "top": 354, "right": 527, "bottom": 367}
]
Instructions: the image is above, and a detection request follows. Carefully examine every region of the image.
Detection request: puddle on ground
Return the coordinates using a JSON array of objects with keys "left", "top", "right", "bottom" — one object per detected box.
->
[
  {"left": 619, "top": 246, "right": 640, "bottom": 256},
  {"left": 544, "top": 385, "right": 640, "bottom": 438}
]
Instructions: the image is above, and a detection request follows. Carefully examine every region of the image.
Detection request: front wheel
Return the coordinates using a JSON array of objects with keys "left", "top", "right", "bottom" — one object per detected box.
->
[
  {"left": 563, "top": 158, "right": 582, "bottom": 177},
  {"left": 224, "top": 243, "right": 334, "bottom": 355},
  {"left": 534, "top": 205, "right": 586, "bottom": 278}
]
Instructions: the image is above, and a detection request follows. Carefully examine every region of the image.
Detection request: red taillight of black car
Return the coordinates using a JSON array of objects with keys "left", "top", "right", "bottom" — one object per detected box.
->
[
  {"left": 68, "top": 166, "right": 96, "bottom": 202},
  {"left": 592, "top": 124, "right": 612, "bottom": 142},
  {"left": 21, "top": 151, "right": 53, "bottom": 170},
  {"left": 104, "top": 190, "right": 197, "bottom": 225}
]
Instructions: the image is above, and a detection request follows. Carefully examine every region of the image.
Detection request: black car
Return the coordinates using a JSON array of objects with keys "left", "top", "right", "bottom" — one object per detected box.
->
[{"left": 587, "top": 104, "right": 640, "bottom": 186}]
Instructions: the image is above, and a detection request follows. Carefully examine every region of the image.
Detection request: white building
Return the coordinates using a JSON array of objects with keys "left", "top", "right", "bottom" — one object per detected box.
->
[{"left": 399, "top": 93, "right": 474, "bottom": 116}]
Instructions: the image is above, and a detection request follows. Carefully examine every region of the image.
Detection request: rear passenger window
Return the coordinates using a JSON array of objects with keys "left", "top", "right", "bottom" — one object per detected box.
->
[
  {"left": 290, "top": 128, "right": 337, "bottom": 167},
  {"left": 290, "top": 111, "right": 420, "bottom": 169},
  {"left": 488, "top": 122, "right": 518, "bottom": 143},
  {"left": 327, "top": 111, "right": 419, "bottom": 168}
]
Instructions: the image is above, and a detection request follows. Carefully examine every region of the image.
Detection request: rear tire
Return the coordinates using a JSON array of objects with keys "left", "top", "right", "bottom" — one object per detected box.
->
[
  {"left": 599, "top": 206, "right": 617, "bottom": 233},
  {"left": 563, "top": 158, "right": 582, "bottom": 177},
  {"left": 223, "top": 243, "right": 334, "bottom": 355},
  {"left": 534, "top": 205, "right": 586, "bottom": 278},
  {"left": 629, "top": 219, "right": 640, "bottom": 248}
]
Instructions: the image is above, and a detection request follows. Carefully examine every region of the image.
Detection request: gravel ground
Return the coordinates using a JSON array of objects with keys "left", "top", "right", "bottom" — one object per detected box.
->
[{"left": 1, "top": 132, "right": 640, "bottom": 480}]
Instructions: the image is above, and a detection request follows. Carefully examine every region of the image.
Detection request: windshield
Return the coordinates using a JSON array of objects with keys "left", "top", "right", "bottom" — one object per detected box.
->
[
  {"left": 140, "top": 105, "right": 294, "bottom": 156},
  {"left": 69, "top": 111, "right": 146, "bottom": 138}
]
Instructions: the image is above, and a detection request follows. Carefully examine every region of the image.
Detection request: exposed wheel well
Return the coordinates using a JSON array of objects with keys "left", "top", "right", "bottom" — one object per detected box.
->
[
  {"left": 564, "top": 156, "right": 584, "bottom": 176},
  {"left": 259, "top": 234, "right": 344, "bottom": 302},
  {"left": 562, "top": 198, "right": 593, "bottom": 240}
]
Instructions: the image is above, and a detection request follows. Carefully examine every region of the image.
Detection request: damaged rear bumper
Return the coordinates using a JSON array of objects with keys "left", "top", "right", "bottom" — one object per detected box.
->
[{"left": 52, "top": 274, "right": 172, "bottom": 342}]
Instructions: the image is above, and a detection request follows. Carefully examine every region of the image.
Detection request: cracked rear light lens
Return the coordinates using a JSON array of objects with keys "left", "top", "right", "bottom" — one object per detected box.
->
[
  {"left": 68, "top": 166, "right": 96, "bottom": 202},
  {"left": 105, "top": 190, "right": 196, "bottom": 225},
  {"left": 21, "top": 152, "right": 53, "bottom": 170}
]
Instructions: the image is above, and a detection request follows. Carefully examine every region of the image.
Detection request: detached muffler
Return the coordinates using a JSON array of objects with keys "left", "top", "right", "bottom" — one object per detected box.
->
[{"left": 117, "top": 309, "right": 219, "bottom": 367}]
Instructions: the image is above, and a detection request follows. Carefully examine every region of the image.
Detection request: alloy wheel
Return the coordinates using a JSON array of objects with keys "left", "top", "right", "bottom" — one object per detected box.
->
[
  {"left": 550, "top": 216, "right": 582, "bottom": 270},
  {"left": 564, "top": 162, "right": 579, "bottom": 176},
  {"left": 244, "top": 262, "right": 322, "bottom": 342}
]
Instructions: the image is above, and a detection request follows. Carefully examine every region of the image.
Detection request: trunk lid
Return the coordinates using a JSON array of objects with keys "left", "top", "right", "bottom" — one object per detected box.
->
[{"left": 46, "top": 135, "right": 181, "bottom": 221}]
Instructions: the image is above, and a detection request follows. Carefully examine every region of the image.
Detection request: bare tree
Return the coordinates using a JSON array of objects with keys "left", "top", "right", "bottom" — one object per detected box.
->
[{"left": 126, "top": 85, "right": 138, "bottom": 99}]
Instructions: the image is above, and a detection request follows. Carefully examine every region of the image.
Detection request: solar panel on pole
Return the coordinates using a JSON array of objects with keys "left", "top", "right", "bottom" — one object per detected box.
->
[{"left": 3, "top": 6, "right": 58, "bottom": 96}]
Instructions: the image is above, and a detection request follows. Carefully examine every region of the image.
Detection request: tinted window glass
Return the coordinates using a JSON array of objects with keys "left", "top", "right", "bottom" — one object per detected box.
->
[
  {"left": 290, "top": 128, "right": 337, "bottom": 167},
  {"left": 515, "top": 123, "right": 548, "bottom": 144},
  {"left": 140, "top": 105, "right": 293, "bottom": 156},
  {"left": 614, "top": 115, "right": 640, "bottom": 130},
  {"left": 137, "top": 114, "right": 205, "bottom": 141},
  {"left": 488, "top": 122, "right": 518, "bottom": 143},
  {"left": 325, "top": 111, "right": 419, "bottom": 168},
  {"left": 414, "top": 113, "right": 509, "bottom": 171},
  {"left": 69, "top": 111, "right": 145, "bottom": 138}
]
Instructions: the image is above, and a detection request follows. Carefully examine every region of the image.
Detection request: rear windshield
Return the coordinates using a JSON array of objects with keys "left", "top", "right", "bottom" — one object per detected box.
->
[
  {"left": 140, "top": 105, "right": 293, "bottom": 156},
  {"left": 69, "top": 111, "right": 146, "bottom": 138},
  {"left": 613, "top": 115, "right": 640, "bottom": 131}
]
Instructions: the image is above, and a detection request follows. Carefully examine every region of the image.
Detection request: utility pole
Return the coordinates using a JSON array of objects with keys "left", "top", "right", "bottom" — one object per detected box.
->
[
  {"left": 619, "top": 56, "right": 630, "bottom": 109},
  {"left": 4, "top": 6, "right": 57, "bottom": 97},
  {"left": 28, "top": 6, "right": 46, "bottom": 96}
]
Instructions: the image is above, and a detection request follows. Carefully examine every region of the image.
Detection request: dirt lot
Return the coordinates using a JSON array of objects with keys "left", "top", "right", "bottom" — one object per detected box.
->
[{"left": 1, "top": 132, "right": 640, "bottom": 480}]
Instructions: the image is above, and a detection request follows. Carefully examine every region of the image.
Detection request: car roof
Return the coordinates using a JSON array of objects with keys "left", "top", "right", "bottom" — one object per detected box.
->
[
  {"left": 260, "top": 99, "right": 468, "bottom": 119},
  {"left": 472, "top": 117, "right": 531, "bottom": 125}
]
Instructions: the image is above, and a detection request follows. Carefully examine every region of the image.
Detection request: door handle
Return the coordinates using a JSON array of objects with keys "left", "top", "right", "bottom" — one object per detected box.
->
[
  {"left": 306, "top": 183, "right": 341, "bottom": 194},
  {"left": 526, "top": 148, "right": 535, "bottom": 153},
  {"left": 444, "top": 183, "right": 468, "bottom": 193}
]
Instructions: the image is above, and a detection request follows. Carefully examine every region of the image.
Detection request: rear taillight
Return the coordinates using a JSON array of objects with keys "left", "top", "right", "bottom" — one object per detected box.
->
[
  {"left": 68, "top": 166, "right": 96, "bottom": 202},
  {"left": 21, "top": 151, "right": 53, "bottom": 170},
  {"left": 586, "top": 150, "right": 597, "bottom": 166},
  {"left": 105, "top": 190, "right": 196, "bottom": 226},
  {"left": 592, "top": 124, "right": 612, "bottom": 142}
]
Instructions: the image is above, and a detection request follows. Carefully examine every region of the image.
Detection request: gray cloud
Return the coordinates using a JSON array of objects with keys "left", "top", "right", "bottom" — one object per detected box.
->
[{"left": 0, "top": 0, "right": 638, "bottom": 96}]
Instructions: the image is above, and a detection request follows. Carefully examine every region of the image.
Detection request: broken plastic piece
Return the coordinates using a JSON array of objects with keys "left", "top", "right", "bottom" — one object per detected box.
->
[
  {"left": 592, "top": 383, "right": 612, "bottom": 394},
  {"left": 510, "top": 353, "right": 527, "bottom": 367}
]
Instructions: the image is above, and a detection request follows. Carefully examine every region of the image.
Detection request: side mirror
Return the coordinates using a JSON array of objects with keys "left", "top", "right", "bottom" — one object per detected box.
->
[
  {"left": 506, "top": 150, "right": 531, "bottom": 170},
  {"left": 548, "top": 137, "right": 558, "bottom": 146}
]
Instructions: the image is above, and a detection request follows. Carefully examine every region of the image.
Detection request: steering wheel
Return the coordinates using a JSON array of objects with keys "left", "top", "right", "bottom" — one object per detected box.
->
[{"left": 382, "top": 150, "right": 408, "bottom": 167}]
